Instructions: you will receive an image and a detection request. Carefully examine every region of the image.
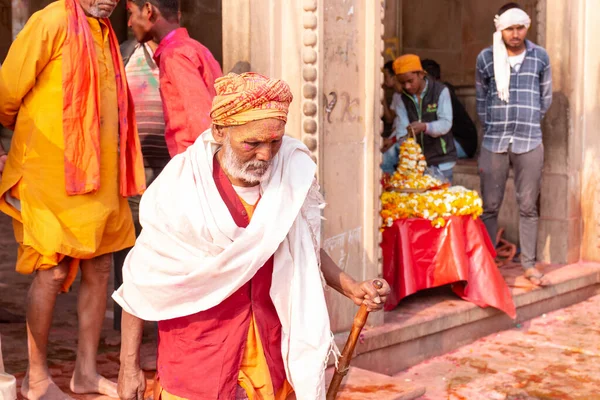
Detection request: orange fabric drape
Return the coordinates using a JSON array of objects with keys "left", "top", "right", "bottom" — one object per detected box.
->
[{"left": 63, "top": 0, "right": 145, "bottom": 197}]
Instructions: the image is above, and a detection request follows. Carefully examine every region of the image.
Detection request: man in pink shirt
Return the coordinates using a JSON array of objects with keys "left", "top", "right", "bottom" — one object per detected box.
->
[{"left": 127, "top": 0, "right": 223, "bottom": 157}]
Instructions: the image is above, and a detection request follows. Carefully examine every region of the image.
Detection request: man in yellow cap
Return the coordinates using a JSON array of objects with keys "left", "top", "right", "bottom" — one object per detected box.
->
[
  {"left": 114, "top": 72, "right": 391, "bottom": 400},
  {"left": 382, "top": 54, "right": 457, "bottom": 181}
]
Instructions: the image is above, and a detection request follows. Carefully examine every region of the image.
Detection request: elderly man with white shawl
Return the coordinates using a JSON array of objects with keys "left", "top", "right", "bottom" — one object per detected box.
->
[
  {"left": 475, "top": 2, "right": 552, "bottom": 286},
  {"left": 113, "top": 72, "right": 391, "bottom": 400}
]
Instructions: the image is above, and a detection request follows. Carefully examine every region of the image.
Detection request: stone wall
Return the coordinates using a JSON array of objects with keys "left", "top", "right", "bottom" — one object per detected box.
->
[{"left": 578, "top": 0, "right": 600, "bottom": 261}]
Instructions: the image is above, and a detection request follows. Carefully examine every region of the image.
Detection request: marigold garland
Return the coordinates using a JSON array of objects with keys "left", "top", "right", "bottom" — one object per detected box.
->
[
  {"left": 381, "top": 134, "right": 483, "bottom": 229},
  {"left": 381, "top": 187, "right": 484, "bottom": 229}
]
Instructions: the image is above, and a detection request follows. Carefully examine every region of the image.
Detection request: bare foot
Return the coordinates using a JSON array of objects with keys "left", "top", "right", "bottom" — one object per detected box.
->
[
  {"left": 21, "top": 373, "right": 74, "bottom": 400},
  {"left": 69, "top": 372, "right": 118, "bottom": 398}
]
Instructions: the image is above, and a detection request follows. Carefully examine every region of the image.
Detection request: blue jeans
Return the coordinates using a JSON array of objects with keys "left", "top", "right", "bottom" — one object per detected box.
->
[
  {"left": 439, "top": 167, "right": 453, "bottom": 183},
  {"left": 381, "top": 142, "right": 400, "bottom": 174}
]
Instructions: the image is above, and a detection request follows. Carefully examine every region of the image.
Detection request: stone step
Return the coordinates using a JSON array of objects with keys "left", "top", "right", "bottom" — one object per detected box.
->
[
  {"left": 325, "top": 367, "right": 426, "bottom": 400},
  {"left": 331, "top": 262, "right": 600, "bottom": 376}
]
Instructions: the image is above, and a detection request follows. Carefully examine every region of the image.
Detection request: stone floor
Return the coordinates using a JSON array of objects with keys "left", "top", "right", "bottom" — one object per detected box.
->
[{"left": 395, "top": 293, "right": 600, "bottom": 399}]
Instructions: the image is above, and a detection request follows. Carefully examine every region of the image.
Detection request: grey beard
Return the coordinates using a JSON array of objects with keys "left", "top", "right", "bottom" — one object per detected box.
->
[
  {"left": 86, "top": 4, "right": 114, "bottom": 18},
  {"left": 220, "top": 136, "right": 272, "bottom": 185}
]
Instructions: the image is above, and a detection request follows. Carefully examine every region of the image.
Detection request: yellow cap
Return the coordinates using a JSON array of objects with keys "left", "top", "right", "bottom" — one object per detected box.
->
[{"left": 393, "top": 54, "right": 423, "bottom": 75}]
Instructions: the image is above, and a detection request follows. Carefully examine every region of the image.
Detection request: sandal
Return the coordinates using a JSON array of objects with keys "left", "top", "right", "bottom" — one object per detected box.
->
[{"left": 525, "top": 267, "right": 550, "bottom": 287}]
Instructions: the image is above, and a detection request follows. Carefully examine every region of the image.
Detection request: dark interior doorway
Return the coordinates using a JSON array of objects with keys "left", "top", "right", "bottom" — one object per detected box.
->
[{"left": 180, "top": 0, "right": 223, "bottom": 66}]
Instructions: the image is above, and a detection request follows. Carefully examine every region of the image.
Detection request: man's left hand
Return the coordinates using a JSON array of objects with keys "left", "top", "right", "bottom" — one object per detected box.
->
[
  {"left": 347, "top": 279, "right": 391, "bottom": 312},
  {"left": 408, "top": 122, "right": 427, "bottom": 134}
]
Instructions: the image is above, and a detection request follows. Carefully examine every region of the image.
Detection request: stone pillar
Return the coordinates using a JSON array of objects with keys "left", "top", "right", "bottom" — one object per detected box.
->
[
  {"left": 221, "top": 0, "right": 249, "bottom": 73},
  {"left": 318, "top": 0, "right": 384, "bottom": 331},
  {"left": 537, "top": 0, "right": 600, "bottom": 264},
  {"left": 223, "top": 0, "right": 303, "bottom": 141},
  {"left": 537, "top": 0, "right": 583, "bottom": 264},
  {"left": 222, "top": 0, "right": 385, "bottom": 332},
  {"left": 578, "top": 0, "right": 600, "bottom": 261}
]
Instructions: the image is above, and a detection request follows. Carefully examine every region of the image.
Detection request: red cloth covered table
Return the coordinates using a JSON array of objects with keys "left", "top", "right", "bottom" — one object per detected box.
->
[{"left": 381, "top": 216, "right": 516, "bottom": 318}]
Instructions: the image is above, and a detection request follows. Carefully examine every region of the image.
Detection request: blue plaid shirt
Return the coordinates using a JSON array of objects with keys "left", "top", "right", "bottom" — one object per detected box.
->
[{"left": 476, "top": 40, "right": 552, "bottom": 154}]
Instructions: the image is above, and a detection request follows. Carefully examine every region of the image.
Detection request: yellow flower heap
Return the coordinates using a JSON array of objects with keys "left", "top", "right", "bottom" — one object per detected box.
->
[{"left": 381, "top": 138, "right": 483, "bottom": 229}]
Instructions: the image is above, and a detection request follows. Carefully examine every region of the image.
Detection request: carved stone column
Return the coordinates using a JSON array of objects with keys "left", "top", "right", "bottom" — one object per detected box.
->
[
  {"left": 537, "top": 0, "right": 583, "bottom": 264},
  {"left": 221, "top": 0, "right": 250, "bottom": 73},
  {"left": 300, "top": 0, "right": 319, "bottom": 165}
]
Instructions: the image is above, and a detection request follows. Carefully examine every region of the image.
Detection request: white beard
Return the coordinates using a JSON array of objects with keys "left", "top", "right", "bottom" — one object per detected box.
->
[{"left": 220, "top": 135, "right": 272, "bottom": 185}]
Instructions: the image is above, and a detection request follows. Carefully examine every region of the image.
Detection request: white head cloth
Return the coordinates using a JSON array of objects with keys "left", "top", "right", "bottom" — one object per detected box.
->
[{"left": 493, "top": 8, "right": 531, "bottom": 102}]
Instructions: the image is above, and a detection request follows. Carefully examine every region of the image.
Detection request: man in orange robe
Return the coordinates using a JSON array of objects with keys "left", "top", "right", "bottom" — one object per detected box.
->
[{"left": 0, "top": 0, "right": 146, "bottom": 398}]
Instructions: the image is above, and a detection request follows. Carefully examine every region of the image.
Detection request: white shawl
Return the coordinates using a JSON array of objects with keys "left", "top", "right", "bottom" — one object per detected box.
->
[
  {"left": 113, "top": 130, "right": 333, "bottom": 399},
  {"left": 493, "top": 8, "right": 531, "bottom": 102}
]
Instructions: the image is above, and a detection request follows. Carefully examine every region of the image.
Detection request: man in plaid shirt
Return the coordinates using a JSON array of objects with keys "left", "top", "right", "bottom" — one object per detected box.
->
[{"left": 476, "top": 2, "right": 552, "bottom": 285}]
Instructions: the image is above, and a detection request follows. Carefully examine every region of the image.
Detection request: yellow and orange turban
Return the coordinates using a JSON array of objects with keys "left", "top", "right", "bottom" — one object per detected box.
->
[
  {"left": 210, "top": 72, "right": 293, "bottom": 126},
  {"left": 393, "top": 54, "right": 424, "bottom": 75}
]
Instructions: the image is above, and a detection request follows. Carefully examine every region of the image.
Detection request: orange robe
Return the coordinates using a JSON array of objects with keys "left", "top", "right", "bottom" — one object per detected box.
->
[{"left": 0, "top": 4, "right": 135, "bottom": 291}]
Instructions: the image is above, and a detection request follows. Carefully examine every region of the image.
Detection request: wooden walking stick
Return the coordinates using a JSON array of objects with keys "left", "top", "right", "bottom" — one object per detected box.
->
[{"left": 326, "top": 280, "right": 384, "bottom": 399}]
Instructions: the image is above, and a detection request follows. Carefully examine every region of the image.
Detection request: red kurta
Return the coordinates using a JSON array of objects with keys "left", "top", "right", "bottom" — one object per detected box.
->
[
  {"left": 153, "top": 28, "right": 223, "bottom": 157},
  {"left": 156, "top": 157, "right": 286, "bottom": 399}
]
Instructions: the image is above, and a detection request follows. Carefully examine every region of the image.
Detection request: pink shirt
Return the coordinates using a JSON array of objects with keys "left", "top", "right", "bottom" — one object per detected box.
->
[{"left": 154, "top": 28, "right": 223, "bottom": 157}]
